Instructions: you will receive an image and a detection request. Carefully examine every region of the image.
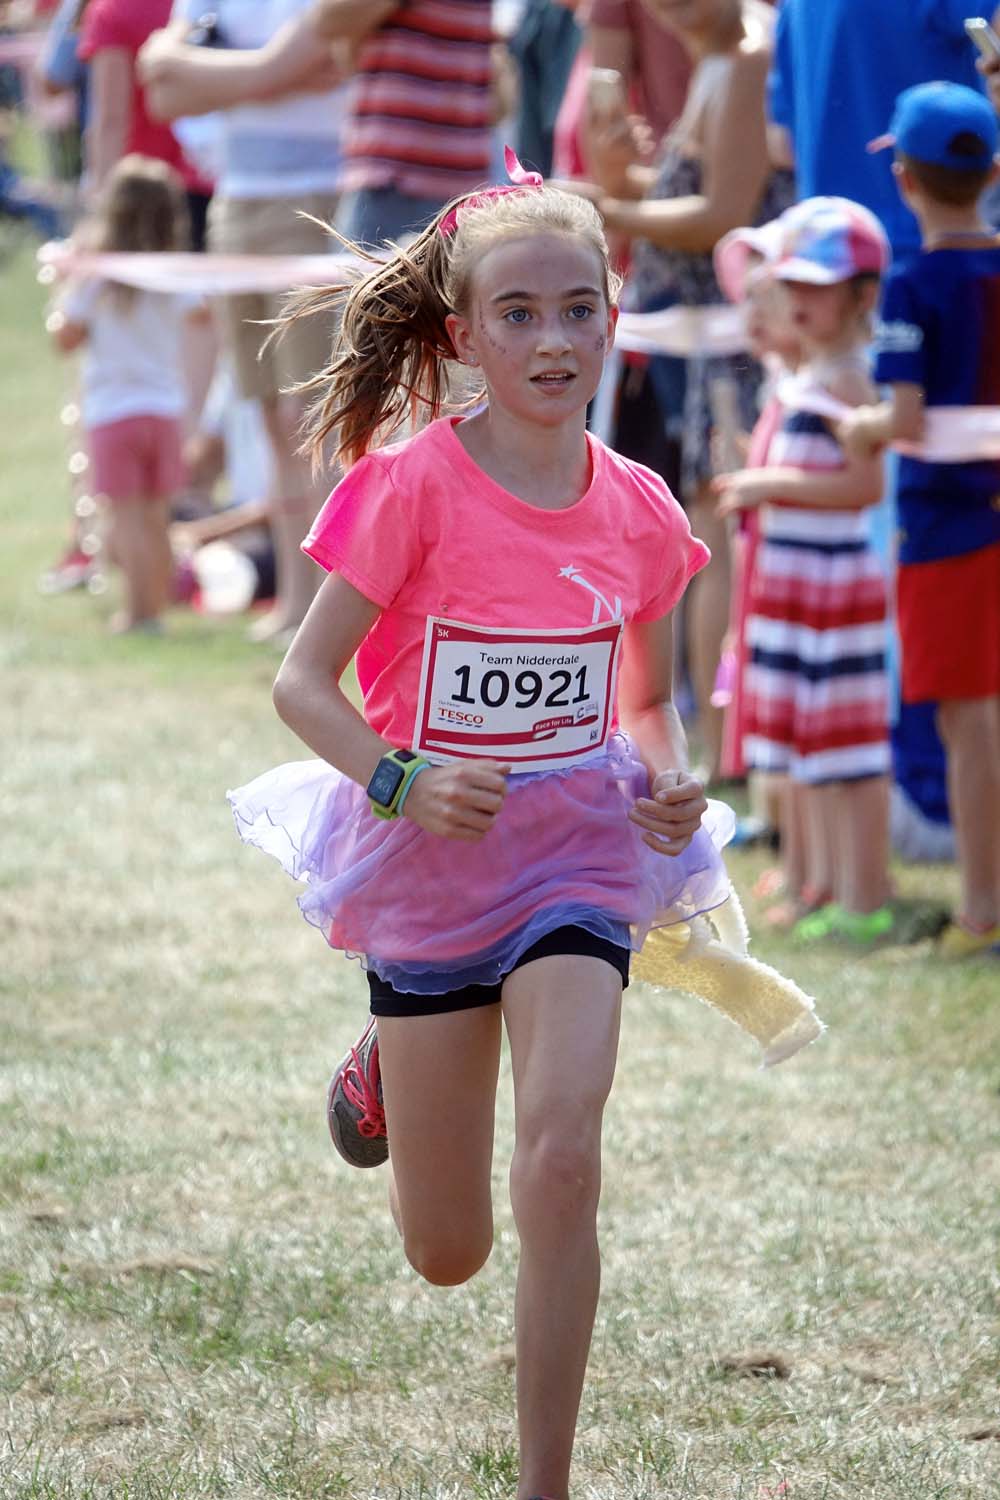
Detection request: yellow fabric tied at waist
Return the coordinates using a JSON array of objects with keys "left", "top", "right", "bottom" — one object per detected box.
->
[{"left": 633, "top": 887, "right": 824, "bottom": 1068}]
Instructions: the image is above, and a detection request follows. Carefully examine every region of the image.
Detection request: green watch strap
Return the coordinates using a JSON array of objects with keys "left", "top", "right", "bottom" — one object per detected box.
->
[{"left": 368, "top": 750, "right": 432, "bottom": 820}]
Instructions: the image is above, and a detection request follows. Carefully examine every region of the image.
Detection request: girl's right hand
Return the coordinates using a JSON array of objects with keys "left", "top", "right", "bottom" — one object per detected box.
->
[{"left": 403, "top": 760, "right": 511, "bottom": 842}]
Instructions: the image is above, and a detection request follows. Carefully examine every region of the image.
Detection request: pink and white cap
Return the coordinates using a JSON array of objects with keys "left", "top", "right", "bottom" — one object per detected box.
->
[
  {"left": 771, "top": 196, "right": 890, "bottom": 285},
  {"left": 713, "top": 217, "right": 787, "bottom": 304}
]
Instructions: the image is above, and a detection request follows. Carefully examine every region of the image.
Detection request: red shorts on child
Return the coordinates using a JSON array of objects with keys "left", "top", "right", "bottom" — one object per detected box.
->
[
  {"left": 88, "top": 414, "right": 185, "bottom": 503},
  {"left": 898, "top": 541, "right": 1000, "bottom": 703}
]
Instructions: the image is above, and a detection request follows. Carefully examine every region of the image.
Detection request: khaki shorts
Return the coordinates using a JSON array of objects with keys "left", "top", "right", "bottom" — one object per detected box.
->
[{"left": 207, "top": 193, "right": 340, "bottom": 401}]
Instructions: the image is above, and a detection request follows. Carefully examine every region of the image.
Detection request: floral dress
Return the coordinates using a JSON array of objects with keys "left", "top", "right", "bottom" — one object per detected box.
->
[{"left": 628, "top": 52, "right": 796, "bottom": 498}]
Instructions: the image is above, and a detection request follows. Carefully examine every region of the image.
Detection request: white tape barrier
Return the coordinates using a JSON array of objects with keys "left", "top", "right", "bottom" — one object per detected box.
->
[
  {"left": 615, "top": 303, "right": 747, "bottom": 357},
  {"left": 776, "top": 374, "right": 1000, "bottom": 463},
  {"left": 38, "top": 243, "right": 749, "bottom": 357},
  {"left": 0, "top": 33, "right": 44, "bottom": 67},
  {"left": 37, "top": 243, "right": 367, "bottom": 296}
]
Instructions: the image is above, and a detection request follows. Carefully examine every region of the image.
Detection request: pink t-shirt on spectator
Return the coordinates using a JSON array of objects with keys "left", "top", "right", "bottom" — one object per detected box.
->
[
  {"left": 303, "top": 417, "right": 709, "bottom": 747},
  {"left": 79, "top": 0, "right": 210, "bottom": 194},
  {"left": 587, "top": 0, "right": 692, "bottom": 145}
]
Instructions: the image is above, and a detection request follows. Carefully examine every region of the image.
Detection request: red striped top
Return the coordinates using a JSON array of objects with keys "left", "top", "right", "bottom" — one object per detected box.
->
[{"left": 341, "top": 0, "right": 495, "bottom": 201}]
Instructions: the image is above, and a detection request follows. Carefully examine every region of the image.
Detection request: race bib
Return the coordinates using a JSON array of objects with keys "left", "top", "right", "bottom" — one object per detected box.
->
[{"left": 414, "top": 617, "right": 623, "bottom": 771}]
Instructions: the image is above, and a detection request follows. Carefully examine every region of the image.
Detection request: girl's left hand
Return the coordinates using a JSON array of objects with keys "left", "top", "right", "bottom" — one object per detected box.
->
[
  {"left": 629, "top": 770, "right": 707, "bottom": 856},
  {"left": 712, "top": 471, "right": 772, "bottom": 516}
]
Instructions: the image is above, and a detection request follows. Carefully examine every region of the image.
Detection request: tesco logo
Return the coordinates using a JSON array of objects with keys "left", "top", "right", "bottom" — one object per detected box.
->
[{"left": 437, "top": 707, "right": 485, "bottom": 726}]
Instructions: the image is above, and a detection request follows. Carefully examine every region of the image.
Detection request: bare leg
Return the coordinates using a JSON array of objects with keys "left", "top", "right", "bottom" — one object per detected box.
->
[
  {"left": 778, "top": 778, "right": 806, "bottom": 898},
  {"left": 251, "top": 393, "right": 331, "bottom": 643},
  {"left": 109, "top": 498, "right": 171, "bottom": 628},
  {"left": 502, "top": 954, "right": 623, "bottom": 1500},
  {"left": 686, "top": 486, "right": 731, "bottom": 782},
  {"left": 142, "top": 498, "right": 174, "bottom": 621},
  {"left": 937, "top": 698, "right": 1000, "bottom": 928},
  {"left": 802, "top": 783, "right": 837, "bottom": 904},
  {"left": 376, "top": 1005, "right": 502, "bottom": 1284},
  {"left": 832, "top": 775, "right": 891, "bottom": 915}
]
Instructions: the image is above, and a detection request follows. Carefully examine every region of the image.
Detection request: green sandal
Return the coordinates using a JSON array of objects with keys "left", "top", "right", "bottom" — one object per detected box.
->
[{"left": 793, "top": 903, "right": 894, "bottom": 945}]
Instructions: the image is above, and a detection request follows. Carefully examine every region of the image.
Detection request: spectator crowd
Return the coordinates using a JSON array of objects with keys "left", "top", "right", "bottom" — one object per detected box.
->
[{"left": 3, "top": 0, "right": 1000, "bottom": 958}]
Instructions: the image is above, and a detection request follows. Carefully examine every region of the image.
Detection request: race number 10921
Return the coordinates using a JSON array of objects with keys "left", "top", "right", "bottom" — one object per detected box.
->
[{"left": 450, "top": 663, "right": 591, "bottom": 711}]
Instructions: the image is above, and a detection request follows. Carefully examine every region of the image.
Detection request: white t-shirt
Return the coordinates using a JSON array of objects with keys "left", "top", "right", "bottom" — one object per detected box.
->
[
  {"left": 61, "top": 279, "right": 193, "bottom": 429},
  {"left": 171, "top": 0, "right": 346, "bottom": 200},
  {"left": 200, "top": 358, "right": 275, "bottom": 507}
]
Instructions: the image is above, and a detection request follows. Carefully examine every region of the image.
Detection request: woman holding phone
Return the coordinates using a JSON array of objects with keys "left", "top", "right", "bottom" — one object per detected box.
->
[{"left": 582, "top": 0, "right": 792, "bottom": 784}]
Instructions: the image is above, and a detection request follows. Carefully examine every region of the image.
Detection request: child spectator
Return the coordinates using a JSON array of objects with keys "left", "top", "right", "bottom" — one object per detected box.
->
[
  {"left": 714, "top": 197, "right": 895, "bottom": 944},
  {"left": 50, "top": 153, "right": 199, "bottom": 633},
  {"left": 713, "top": 215, "right": 816, "bottom": 920},
  {"left": 842, "top": 83, "right": 1000, "bottom": 958}
]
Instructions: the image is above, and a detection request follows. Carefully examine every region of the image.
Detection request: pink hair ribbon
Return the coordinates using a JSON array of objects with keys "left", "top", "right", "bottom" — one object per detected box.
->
[{"left": 438, "top": 146, "right": 544, "bottom": 237}]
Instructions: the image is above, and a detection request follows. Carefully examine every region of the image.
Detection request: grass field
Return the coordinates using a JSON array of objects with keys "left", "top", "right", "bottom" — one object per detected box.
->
[{"left": 2, "top": 240, "right": 999, "bottom": 1500}]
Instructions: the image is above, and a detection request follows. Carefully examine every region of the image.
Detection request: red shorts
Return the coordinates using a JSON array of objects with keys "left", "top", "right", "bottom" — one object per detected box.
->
[
  {"left": 898, "top": 541, "right": 1000, "bottom": 703},
  {"left": 88, "top": 414, "right": 185, "bottom": 503}
]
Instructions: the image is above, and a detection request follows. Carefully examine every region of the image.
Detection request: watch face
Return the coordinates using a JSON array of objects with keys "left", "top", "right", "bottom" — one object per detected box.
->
[{"left": 369, "top": 760, "right": 406, "bottom": 806}]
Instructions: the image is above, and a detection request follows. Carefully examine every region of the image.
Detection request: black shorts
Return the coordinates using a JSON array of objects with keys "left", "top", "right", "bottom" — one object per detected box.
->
[{"left": 367, "top": 925, "right": 631, "bottom": 1017}]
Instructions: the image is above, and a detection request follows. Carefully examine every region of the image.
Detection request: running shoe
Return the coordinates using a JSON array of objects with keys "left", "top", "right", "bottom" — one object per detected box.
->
[
  {"left": 37, "top": 545, "right": 94, "bottom": 595},
  {"left": 326, "top": 1018, "right": 388, "bottom": 1168}
]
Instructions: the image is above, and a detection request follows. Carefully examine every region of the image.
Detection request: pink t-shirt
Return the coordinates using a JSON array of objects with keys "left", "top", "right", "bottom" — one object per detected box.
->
[
  {"left": 303, "top": 417, "right": 709, "bottom": 747},
  {"left": 79, "top": 0, "right": 211, "bottom": 194},
  {"left": 587, "top": 0, "right": 692, "bottom": 146}
]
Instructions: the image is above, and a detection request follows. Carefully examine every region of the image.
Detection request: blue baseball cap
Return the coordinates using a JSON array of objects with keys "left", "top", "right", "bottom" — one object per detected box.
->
[{"left": 868, "top": 81, "right": 998, "bottom": 169}]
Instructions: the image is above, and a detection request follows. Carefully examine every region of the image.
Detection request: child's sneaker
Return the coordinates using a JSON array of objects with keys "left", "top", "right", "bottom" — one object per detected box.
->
[
  {"left": 326, "top": 1018, "right": 388, "bottom": 1168},
  {"left": 936, "top": 919, "right": 1000, "bottom": 960},
  {"left": 37, "top": 544, "right": 94, "bottom": 595}
]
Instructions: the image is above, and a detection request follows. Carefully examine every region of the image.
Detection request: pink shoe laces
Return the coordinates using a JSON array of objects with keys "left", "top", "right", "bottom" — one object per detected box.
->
[{"left": 339, "top": 1035, "right": 386, "bottom": 1140}]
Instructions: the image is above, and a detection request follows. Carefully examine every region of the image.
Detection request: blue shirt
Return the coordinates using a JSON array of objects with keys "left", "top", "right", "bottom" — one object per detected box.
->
[
  {"left": 769, "top": 0, "right": 986, "bottom": 256},
  {"left": 873, "top": 246, "right": 1000, "bottom": 565}
]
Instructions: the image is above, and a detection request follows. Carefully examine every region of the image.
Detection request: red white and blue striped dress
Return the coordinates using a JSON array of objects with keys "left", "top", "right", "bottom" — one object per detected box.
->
[{"left": 742, "top": 363, "right": 891, "bottom": 785}]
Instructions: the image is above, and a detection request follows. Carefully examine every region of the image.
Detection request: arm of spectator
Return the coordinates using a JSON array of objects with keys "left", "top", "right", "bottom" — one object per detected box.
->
[
  {"left": 46, "top": 302, "right": 89, "bottom": 354},
  {"left": 588, "top": 24, "right": 632, "bottom": 77},
  {"left": 837, "top": 384, "right": 925, "bottom": 458},
  {"left": 36, "top": 0, "right": 86, "bottom": 98},
  {"left": 767, "top": 122, "right": 794, "bottom": 170},
  {"left": 311, "top": 0, "right": 400, "bottom": 41},
  {"left": 172, "top": 498, "right": 273, "bottom": 552},
  {"left": 84, "top": 47, "right": 133, "bottom": 193},
  {"left": 599, "top": 46, "right": 770, "bottom": 252},
  {"left": 978, "top": 52, "right": 1000, "bottom": 116},
  {"left": 714, "top": 457, "right": 883, "bottom": 514},
  {"left": 717, "top": 367, "right": 885, "bottom": 515},
  {"left": 581, "top": 23, "right": 653, "bottom": 196},
  {"left": 139, "top": 6, "right": 370, "bottom": 122}
]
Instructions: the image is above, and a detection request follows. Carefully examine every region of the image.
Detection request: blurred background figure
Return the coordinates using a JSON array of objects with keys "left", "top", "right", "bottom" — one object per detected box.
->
[
  {"left": 767, "top": 0, "right": 1000, "bottom": 862},
  {"left": 582, "top": 0, "right": 790, "bottom": 781},
  {"left": 139, "top": 0, "right": 358, "bottom": 647},
  {"left": 49, "top": 154, "right": 198, "bottom": 633}
]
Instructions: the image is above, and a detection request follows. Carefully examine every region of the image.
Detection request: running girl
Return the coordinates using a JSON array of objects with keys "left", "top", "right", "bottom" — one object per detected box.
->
[{"left": 229, "top": 158, "right": 734, "bottom": 1500}]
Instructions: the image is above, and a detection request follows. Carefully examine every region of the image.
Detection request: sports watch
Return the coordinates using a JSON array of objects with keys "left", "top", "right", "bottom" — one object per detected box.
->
[{"left": 366, "top": 748, "right": 431, "bottom": 820}]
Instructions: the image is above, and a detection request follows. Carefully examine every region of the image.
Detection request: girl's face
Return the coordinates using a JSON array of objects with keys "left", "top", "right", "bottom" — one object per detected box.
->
[
  {"left": 744, "top": 276, "right": 800, "bottom": 362},
  {"left": 778, "top": 279, "right": 859, "bottom": 349},
  {"left": 447, "top": 233, "right": 617, "bottom": 432}
]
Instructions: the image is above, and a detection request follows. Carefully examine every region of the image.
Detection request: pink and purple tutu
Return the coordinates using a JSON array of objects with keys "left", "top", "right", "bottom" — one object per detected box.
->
[{"left": 228, "top": 732, "right": 734, "bottom": 994}]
